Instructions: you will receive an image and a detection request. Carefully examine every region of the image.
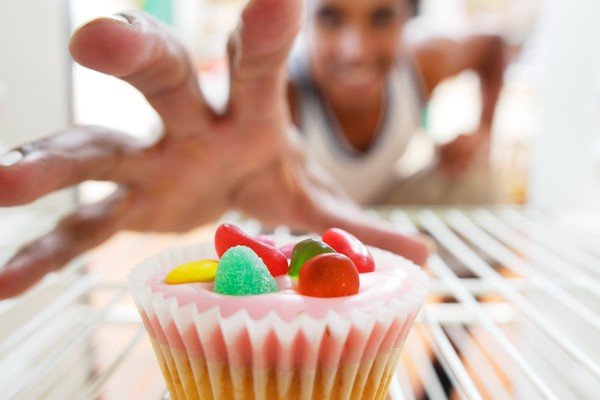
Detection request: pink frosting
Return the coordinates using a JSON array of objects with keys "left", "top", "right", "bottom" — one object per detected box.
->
[
  {"left": 148, "top": 257, "right": 413, "bottom": 322},
  {"left": 139, "top": 246, "right": 426, "bottom": 367}
]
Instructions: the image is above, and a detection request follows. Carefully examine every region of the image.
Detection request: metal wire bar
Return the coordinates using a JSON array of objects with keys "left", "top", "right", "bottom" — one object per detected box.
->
[
  {"left": 2, "top": 208, "right": 599, "bottom": 398},
  {"left": 472, "top": 209, "right": 600, "bottom": 297},
  {"left": 428, "top": 278, "right": 501, "bottom": 297},
  {"left": 474, "top": 209, "right": 600, "bottom": 283},
  {"left": 527, "top": 209, "right": 600, "bottom": 258},
  {"left": 427, "top": 255, "right": 560, "bottom": 400},
  {"left": 499, "top": 208, "right": 600, "bottom": 276},
  {"left": 419, "top": 210, "right": 600, "bottom": 381},
  {"left": 387, "top": 376, "right": 405, "bottom": 400},
  {"left": 3, "top": 287, "right": 129, "bottom": 400},
  {"left": 2, "top": 227, "right": 216, "bottom": 396},
  {"left": 429, "top": 277, "right": 590, "bottom": 297},
  {"left": 425, "top": 276, "right": 588, "bottom": 300},
  {"left": 445, "top": 209, "right": 600, "bottom": 331},
  {"left": 394, "top": 362, "right": 416, "bottom": 400},
  {"left": 404, "top": 328, "right": 449, "bottom": 400},
  {"left": 0, "top": 254, "right": 90, "bottom": 319},
  {"left": 465, "top": 328, "right": 520, "bottom": 396},
  {"left": 522, "top": 327, "right": 597, "bottom": 399},
  {"left": 444, "top": 325, "right": 513, "bottom": 400},
  {"left": 0, "top": 224, "right": 212, "bottom": 321},
  {"left": 556, "top": 211, "right": 600, "bottom": 237},
  {"left": 0, "top": 235, "right": 152, "bottom": 356},
  {"left": 55, "top": 230, "right": 213, "bottom": 399},
  {"left": 77, "top": 327, "right": 145, "bottom": 400},
  {"left": 421, "top": 314, "right": 483, "bottom": 400},
  {"left": 390, "top": 210, "right": 561, "bottom": 400},
  {"left": 424, "top": 302, "right": 515, "bottom": 326},
  {"left": 36, "top": 338, "right": 96, "bottom": 400}
]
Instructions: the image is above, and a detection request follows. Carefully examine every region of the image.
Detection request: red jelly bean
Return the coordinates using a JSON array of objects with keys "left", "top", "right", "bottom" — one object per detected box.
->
[
  {"left": 298, "top": 253, "right": 360, "bottom": 298},
  {"left": 215, "top": 223, "right": 288, "bottom": 276},
  {"left": 322, "top": 228, "right": 375, "bottom": 273}
]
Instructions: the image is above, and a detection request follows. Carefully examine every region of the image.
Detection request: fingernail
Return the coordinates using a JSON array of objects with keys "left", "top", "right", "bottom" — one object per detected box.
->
[
  {"left": 104, "top": 14, "right": 132, "bottom": 25},
  {"left": 72, "top": 14, "right": 133, "bottom": 41},
  {"left": 0, "top": 151, "right": 23, "bottom": 168}
]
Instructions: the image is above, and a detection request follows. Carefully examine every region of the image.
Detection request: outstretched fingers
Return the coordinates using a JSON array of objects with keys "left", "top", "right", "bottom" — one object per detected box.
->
[
  {"left": 0, "top": 126, "right": 146, "bottom": 206},
  {"left": 0, "top": 189, "right": 134, "bottom": 299},
  {"left": 234, "top": 156, "right": 433, "bottom": 267},
  {"left": 228, "top": 0, "right": 303, "bottom": 121},
  {"left": 316, "top": 199, "right": 435, "bottom": 266},
  {"left": 69, "top": 12, "right": 209, "bottom": 136}
]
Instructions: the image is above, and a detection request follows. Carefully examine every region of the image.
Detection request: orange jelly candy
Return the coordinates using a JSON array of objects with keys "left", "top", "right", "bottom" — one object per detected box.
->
[{"left": 298, "top": 253, "right": 360, "bottom": 298}]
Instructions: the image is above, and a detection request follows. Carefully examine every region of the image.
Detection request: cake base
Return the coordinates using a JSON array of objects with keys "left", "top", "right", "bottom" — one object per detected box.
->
[{"left": 151, "top": 339, "right": 402, "bottom": 400}]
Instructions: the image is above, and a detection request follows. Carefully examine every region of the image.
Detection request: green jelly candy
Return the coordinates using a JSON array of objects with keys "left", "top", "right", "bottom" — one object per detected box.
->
[
  {"left": 214, "top": 246, "right": 278, "bottom": 296},
  {"left": 288, "top": 238, "right": 335, "bottom": 278}
]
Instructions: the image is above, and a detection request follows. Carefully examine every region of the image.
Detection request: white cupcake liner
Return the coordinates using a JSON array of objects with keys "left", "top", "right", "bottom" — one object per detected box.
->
[{"left": 128, "top": 242, "right": 428, "bottom": 399}]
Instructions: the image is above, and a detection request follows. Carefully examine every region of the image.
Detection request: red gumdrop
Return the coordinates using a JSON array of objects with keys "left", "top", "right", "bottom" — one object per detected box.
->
[
  {"left": 322, "top": 228, "right": 375, "bottom": 273},
  {"left": 215, "top": 223, "right": 288, "bottom": 276},
  {"left": 298, "top": 253, "right": 360, "bottom": 298}
]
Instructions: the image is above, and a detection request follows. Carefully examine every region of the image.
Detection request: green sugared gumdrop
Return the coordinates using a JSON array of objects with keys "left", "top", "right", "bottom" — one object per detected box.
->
[
  {"left": 214, "top": 245, "right": 278, "bottom": 295},
  {"left": 288, "top": 238, "right": 335, "bottom": 278}
]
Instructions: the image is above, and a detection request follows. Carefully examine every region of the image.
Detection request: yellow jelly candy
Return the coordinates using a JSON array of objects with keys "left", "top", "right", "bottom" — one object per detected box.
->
[{"left": 165, "top": 259, "right": 219, "bottom": 284}]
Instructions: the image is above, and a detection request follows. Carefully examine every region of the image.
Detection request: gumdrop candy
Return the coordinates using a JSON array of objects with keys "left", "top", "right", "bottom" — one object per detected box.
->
[
  {"left": 215, "top": 223, "right": 288, "bottom": 276},
  {"left": 298, "top": 253, "right": 360, "bottom": 297},
  {"left": 322, "top": 228, "right": 375, "bottom": 273},
  {"left": 288, "top": 238, "right": 335, "bottom": 278},
  {"left": 214, "top": 246, "right": 278, "bottom": 296},
  {"left": 165, "top": 259, "right": 218, "bottom": 284}
]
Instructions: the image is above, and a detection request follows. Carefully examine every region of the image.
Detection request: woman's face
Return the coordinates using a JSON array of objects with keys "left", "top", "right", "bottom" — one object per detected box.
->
[{"left": 306, "top": 0, "right": 409, "bottom": 109}]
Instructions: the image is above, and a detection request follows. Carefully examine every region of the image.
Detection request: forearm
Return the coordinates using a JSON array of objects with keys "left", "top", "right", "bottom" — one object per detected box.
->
[{"left": 477, "top": 34, "right": 508, "bottom": 134}]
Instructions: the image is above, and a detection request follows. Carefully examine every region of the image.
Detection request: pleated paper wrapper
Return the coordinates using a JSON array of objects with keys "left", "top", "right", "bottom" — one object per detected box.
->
[{"left": 128, "top": 243, "right": 428, "bottom": 400}]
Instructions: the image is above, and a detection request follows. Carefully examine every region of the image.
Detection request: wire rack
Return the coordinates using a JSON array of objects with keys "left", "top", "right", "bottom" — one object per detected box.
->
[{"left": 0, "top": 204, "right": 598, "bottom": 400}]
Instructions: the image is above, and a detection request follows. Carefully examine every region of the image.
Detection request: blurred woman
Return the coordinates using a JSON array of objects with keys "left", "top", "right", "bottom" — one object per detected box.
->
[{"left": 288, "top": 0, "right": 507, "bottom": 204}]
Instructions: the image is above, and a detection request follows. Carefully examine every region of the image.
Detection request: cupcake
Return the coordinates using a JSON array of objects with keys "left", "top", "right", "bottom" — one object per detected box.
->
[{"left": 128, "top": 224, "right": 428, "bottom": 399}]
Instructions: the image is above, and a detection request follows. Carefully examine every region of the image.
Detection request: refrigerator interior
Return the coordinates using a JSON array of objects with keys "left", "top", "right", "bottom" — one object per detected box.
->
[{"left": 0, "top": 0, "right": 599, "bottom": 399}]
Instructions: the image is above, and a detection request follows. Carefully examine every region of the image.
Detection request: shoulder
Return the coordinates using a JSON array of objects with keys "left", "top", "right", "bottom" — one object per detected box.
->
[{"left": 407, "top": 33, "right": 506, "bottom": 96}]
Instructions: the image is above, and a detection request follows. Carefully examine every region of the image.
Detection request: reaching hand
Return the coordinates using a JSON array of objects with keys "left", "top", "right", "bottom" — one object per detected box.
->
[
  {"left": 0, "top": 0, "right": 430, "bottom": 299},
  {"left": 437, "top": 128, "right": 491, "bottom": 179}
]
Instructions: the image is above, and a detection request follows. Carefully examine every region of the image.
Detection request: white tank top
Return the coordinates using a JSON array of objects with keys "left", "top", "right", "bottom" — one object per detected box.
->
[{"left": 289, "top": 55, "right": 424, "bottom": 204}]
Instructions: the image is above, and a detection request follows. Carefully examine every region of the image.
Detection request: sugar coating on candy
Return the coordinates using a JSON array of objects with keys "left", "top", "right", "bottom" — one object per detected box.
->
[
  {"left": 165, "top": 259, "right": 218, "bottom": 284},
  {"left": 214, "top": 246, "right": 278, "bottom": 296},
  {"left": 215, "top": 223, "right": 288, "bottom": 276},
  {"left": 288, "top": 238, "right": 335, "bottom": 277}
]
